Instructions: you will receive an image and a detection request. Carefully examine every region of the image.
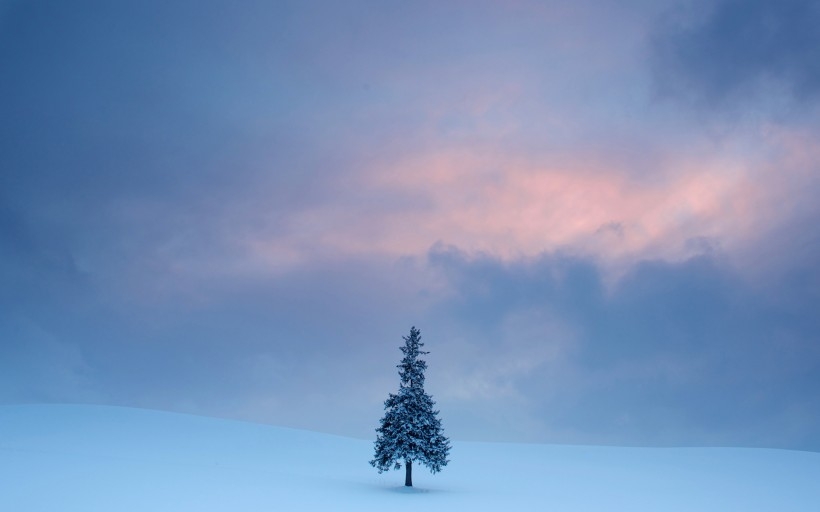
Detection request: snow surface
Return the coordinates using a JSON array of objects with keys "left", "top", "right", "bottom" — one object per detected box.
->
[{"left": 1, "top": 405, "right": 819, "bottom": 511}]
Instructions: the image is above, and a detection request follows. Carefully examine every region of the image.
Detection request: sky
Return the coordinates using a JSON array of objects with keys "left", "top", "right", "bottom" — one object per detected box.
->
[{"left": 1, "top": 0, "right": 819, "bottom": 450}]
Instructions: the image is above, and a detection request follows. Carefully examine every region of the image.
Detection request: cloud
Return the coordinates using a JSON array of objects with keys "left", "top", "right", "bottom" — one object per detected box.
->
[
  {"left": 652, "top": 0, "right": 820, "bottom": 107},
  {"left": 238, "top": 122, "right": 820, "bottom": 291},
  {"left": 9, "top": 0, "right": 809, "bottom": 288},
  {"left": 2, "top": 0, "right": 819, "bottom": 451},
  {"left": 0, "top": 316, "right": 101, "bottom": 403},
  {"left": 426, "top": 244, "right": 820, "bottom": 449}
]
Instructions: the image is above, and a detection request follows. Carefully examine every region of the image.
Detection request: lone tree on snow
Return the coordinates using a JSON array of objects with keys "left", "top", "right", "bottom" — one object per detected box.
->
[{"left": 370, "top": 326, "right": 450, "bottom": 487}]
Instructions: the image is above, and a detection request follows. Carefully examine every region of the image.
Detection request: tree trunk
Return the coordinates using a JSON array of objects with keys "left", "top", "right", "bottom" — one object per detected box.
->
[{"left": 405, "top": 459, "right": 412, "bottom": 487}]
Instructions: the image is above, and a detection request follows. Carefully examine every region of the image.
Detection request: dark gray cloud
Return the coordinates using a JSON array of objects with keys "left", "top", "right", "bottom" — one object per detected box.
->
[
  {"left": 426, "top": 243, "right": 820, "bottom": 450},
  {"left": 652, "top": 0, "right": 820, "bottom": 106}
]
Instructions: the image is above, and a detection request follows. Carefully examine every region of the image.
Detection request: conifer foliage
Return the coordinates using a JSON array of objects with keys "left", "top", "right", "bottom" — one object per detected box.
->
[{"left": 370, "top": 326, "right": 450, "bottom": 487}]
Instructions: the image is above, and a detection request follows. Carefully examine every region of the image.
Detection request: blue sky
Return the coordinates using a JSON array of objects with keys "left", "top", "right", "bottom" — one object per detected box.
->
[{"left": 2, "top": 0, "right": 819, "bottom": 449}]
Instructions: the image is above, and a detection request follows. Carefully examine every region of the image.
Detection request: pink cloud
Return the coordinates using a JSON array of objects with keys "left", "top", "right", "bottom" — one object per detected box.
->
[{"left": 241, "top": 129, "right": 816, "bottom": 280}]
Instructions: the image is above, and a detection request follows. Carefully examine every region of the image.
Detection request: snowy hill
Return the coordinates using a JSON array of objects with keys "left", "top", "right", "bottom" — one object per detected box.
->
[{"left": 1, "top": 405, "right": 819, "bottom": 511}]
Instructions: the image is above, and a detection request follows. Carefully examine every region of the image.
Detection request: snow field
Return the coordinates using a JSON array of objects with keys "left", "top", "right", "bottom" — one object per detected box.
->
[{"left": 1, "top": 405, "right": 819, "bottom": 511}]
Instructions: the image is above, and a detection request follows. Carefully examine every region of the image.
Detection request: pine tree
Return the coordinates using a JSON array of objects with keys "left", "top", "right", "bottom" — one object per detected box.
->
[{"left": 370, "top": 326, "right": 450, "bottom": 487}]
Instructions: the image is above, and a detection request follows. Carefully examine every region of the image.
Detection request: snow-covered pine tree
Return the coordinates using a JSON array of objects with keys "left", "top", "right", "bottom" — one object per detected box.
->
[{"left": 370, "top": 326, "right": 450, "bottom": 487}]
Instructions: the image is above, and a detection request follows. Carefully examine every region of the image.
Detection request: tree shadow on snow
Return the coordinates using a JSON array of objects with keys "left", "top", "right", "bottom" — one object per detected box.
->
[{"left": 377, "top": 484, "right": 455, "bottom": 495}]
